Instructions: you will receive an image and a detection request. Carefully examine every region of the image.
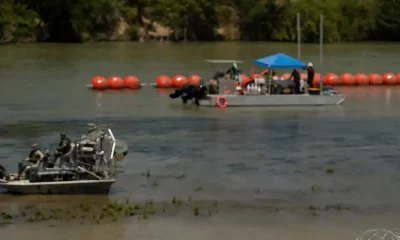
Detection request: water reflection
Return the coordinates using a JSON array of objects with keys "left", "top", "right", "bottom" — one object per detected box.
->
[{"left": 156, "top": 89, "right": 171, "bottom": 96}]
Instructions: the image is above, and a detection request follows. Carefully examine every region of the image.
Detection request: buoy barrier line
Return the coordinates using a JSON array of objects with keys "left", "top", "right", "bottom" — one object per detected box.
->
[{"left": 88, "top": 73, "right": 400, "bottom": 90}]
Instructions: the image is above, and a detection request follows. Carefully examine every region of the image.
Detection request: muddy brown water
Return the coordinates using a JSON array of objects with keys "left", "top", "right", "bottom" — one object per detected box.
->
[{"left": 1, "top": 42, "right": 400, "bottom": 239}]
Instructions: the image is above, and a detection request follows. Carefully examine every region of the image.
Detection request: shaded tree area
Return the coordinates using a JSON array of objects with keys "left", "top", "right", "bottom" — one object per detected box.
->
[{"left": 0, "top": 0, "right": 399, "bottom": 43}]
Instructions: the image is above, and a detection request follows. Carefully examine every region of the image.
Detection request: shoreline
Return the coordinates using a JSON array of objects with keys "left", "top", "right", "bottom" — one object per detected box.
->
[
  {"left": 1, "top": 198, "right": 399, "bottom": 240},
  {"left": 2, "top": 40, "right": 400, "bottom": 46}
]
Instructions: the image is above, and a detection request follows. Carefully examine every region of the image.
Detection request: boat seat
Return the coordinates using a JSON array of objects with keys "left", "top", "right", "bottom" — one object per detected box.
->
[
  {"left": 82, "top": 146, "right": 94, "bottom": 152},
  {"left": 53, "top": 143, "right": 75, "bottom": 168}
]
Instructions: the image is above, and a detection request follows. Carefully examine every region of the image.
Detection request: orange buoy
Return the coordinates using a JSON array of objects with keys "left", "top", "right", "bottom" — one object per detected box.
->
[
  {"left": 280, "top": 73, "right": 291, "bottom": 80},
  {"left": 368, "top": 73, "right": 382, "bottom": 85},
  {"left": 123, "top": 76, "right": 140, "bottom": 89},
  {"left": 324, "top": 73, "right": 340, "bottom": 85},
  {"left": 382, "top": 73, "right": 397, "bottom": 85},
  {"left": 91, "top": 76, "right": 108, "bottom": 90},
  {"left": 156, "top": 75, "right": 172, "bottom": 88},
  {"left": 354, "top": 73, "right": 368, "bottom": 85},
  {"left": 340, "top": 73, "right": 355, "bottom": 85},
  {"left": 172, "top": 75, "right": 187, "bottom": 88},
  {"left": 108, "top": 76, "right": 124, "bottom": 89},
  {"left": 300, "top": 73, "right": 307, "bottom": 80},
  {"left": 188, "top": 74, "right": 202, "bottom": 86},
  {"left": 312, "top": 73, "right": 322, "bottom": 87}
]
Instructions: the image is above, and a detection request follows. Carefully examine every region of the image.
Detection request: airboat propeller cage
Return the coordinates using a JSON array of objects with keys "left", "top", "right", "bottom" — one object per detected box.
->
[{"left": 108, "top": 129, "right": 116, "bottom": 159}]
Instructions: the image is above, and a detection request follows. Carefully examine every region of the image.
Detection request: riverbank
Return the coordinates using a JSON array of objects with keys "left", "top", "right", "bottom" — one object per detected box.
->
[
  {"left": 1, "top": 0, "right": 400, "bottom": 44},
  {"left": 1, "top": 196, "right": 399, "bottom": 240}
]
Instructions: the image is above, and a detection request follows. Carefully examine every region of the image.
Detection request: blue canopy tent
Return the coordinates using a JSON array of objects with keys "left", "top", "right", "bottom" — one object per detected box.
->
[{"left": 254, "top": 53, "right": 306, "bottom": 69}]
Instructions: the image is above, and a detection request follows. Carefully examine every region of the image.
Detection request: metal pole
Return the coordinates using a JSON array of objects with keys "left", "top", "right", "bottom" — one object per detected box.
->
[
  {"left": 319, "top": 14, "right": 323, "bottom": 95},
  {"left": 320, "top": 13, "right": 323, "bottom": 66},
  {"left": 297, "top": 13, "right": 301, "bottom": 60}
]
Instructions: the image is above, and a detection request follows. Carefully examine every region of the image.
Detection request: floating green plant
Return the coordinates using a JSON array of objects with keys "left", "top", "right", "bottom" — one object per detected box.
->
[
  {"left": 193, "top": 202, "right": 199, "bottom": 216},
  {"left": 311, "top": 184, "right": 318, "bottom": 192},
  {"left": 0, "top": 197, "right": 226, "bottom": 226},
  {"left": 326, "top": 168, "right": 334, "bottom": 174},
  {"left": 152, "top": 180, "right": 159, "bottom": 187}
]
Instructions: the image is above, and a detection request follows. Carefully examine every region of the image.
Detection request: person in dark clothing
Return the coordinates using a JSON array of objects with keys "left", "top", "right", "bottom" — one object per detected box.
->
[
  {"left": 169, "top": 83, "right": 208, "bottom": 106},
  {"left": 226, "top": 63, "right": 240, "bottom": 80},
  {"left": 55, "top": 133, "right": 72, "bottom": 160},
  {"left": 306, "top": 62, "right": 315, "bottom": 88},
  {"left": 289, "top": 68, "right": 301, "bottom": 93},
  {"left": 0, "top": 163, "right": 9, "bottom": 180},
  {"left": 213, "top": 70, "right": 225, "bottom": 81}
]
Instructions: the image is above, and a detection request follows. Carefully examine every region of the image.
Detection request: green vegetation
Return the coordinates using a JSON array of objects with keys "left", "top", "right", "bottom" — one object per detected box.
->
[{"left": 1, "top": 0, "right": 400, "bottom": 43}]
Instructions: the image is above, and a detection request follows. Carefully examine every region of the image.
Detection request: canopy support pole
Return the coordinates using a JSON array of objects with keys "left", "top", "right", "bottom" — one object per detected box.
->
[
  {"left": 297, "top": 13, "right": 301, "bottom": 60},
  {"left": 319, "top": 13, "right": 323, "bottom": 95}
]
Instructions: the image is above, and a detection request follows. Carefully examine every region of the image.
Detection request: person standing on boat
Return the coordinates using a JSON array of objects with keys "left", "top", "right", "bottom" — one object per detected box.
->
[
  {"left": 306, "top": 62, "right": 315, "bottom": 88},
  {"left": 18, "top": 143, "right": 45, "bottom": 179},
  {"left": 226, "top": 63, "right": 240, "bottom": 82},
  {"left": 289, "top": 68, "right": 301, "bottom": 93}
]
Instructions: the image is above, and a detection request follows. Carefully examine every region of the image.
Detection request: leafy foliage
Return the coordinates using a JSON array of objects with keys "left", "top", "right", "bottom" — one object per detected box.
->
[
  {"left": 1, "top": 0, "right": 400, "bottom": 43},
  {"left": 0, "top": 0, "right": 39, "bottom": 43}
]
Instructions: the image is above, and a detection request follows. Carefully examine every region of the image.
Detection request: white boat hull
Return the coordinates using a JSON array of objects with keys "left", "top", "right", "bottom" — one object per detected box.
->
[
  {"left": 199, "top": 94, "right": 345, "bottom": 107},
  {"left": 0, "top": 178, "right": 115, "bottom": 194}
]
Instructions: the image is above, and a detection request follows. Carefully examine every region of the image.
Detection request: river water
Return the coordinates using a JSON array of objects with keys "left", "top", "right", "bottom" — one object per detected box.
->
[{"left": 1, "top": 42, "right": 400, "bottom": 239}]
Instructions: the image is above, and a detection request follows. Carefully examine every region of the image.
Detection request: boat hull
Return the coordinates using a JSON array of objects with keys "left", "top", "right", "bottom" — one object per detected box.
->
[
  {"left": 0, "top": 178, "right": 115, "bottom": 194},
  {"left": 199, "top": 94, "right": 345, "bottom": 107}
]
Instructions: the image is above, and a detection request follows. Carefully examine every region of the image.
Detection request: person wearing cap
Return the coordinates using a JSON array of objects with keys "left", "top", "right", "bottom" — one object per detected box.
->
[
  {"left": 306, "top": 62, "right": 315, "bottom": 88},
  {"left": 81, "top": 123, "right": 103, "bottom": 142},
  {"left": 26, "top": 143, "right": 44, "bottom": 162},
  {"left": 18, "top": 143, "right": 45, "bottom": 179},
  {"left": 226, "top": 63, "right": 241, "bottom": 82},
  {"left": 288, "top": 68, "right": 301, "bottom": 93},
  {"left": 55, "top": 133, "right": 72, "bottom": 161}
]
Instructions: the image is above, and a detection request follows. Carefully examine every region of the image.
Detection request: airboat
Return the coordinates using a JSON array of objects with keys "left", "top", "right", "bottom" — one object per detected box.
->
[{"left": 0, "top": 126, "right": 128, "bottom": 194}]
